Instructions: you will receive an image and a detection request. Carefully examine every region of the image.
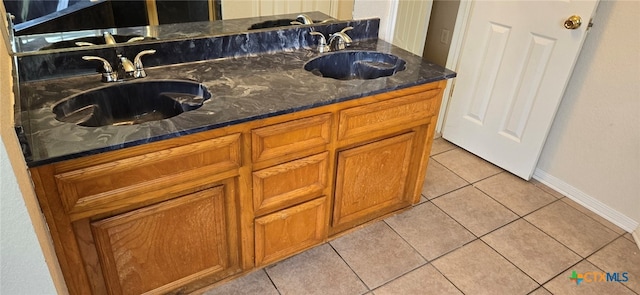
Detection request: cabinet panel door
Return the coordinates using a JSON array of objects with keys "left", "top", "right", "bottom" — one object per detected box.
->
[
  {"left": 333, "top": 132, "right": 415, "bottom": 232},
  {"left": 254, "top": 197, "right": 327, "bottom": 266},
  {"left": 91, "top": 185, "right": 237, "bottom": 295}
]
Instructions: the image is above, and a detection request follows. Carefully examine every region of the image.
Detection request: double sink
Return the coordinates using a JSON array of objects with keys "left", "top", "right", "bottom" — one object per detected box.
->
[{"left": 52, "top": 51, "right": 406, "bottom": 127}]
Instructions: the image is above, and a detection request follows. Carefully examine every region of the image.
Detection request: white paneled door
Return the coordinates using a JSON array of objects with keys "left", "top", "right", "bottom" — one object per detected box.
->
[{"left": 442, "top": 0, "right": 599, "bottom": 179}]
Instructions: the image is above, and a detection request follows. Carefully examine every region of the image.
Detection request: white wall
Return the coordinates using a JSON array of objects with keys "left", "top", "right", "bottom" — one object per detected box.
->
[
  {"left": 535, "top": 0, "right": 640, "bottom": 231},
  {"left": 353, "top": 0, "right": 397, "bottom": 41},
  {"left": 0, "top": 139, "right": 57, "bottom": 294},
  {"left": 422, "top": 0, "right": 459, "bottom": 66},
  {"left": 0, "top": 3, "right": 61, "bottom": 293}
]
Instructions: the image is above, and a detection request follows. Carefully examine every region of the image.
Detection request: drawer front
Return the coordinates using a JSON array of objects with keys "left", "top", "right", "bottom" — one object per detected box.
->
[
  {"left": 252, "top": 113, "right": 331, "bottom": 164},
  {"left": 337, "top": 88, "right": 441, "bottom": 141},
  {"left": 254, "top": 197, "right": 327, "bottom": 266},
  {"left": 55, "top": 134, "right": 241, "bottom": 215},
  {"left": 253, "top": 152, "right": 328, "bottom": 216}
]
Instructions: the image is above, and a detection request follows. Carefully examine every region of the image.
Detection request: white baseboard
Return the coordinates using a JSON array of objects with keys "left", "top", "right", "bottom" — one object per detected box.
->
[
  {"left": 533, "top": 168, "right": 639, "bottom": 233},
  {"left": 633, "top": 228, "right": 640, "bottom": 250}
]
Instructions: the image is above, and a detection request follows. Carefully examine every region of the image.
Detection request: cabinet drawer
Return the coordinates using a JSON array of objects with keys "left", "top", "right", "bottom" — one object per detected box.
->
[
  {"left": 55, "top": 133, "right": 241, "bottom": 216},
  {"left": 252, "top": 152, "right": 328, "bottom": 216},
  {"left": 252, "top": 113, "right": 331, "bottom": 164},
  {"left": 337, "top": 88, "right": 441, "bottom": 141},
  {"left": 254, "top": 197, "right": 328, "bottom": 266}
]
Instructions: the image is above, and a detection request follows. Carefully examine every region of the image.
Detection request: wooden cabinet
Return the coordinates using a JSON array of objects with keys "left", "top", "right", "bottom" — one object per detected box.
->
[
  {"left": 91, "top": 184, "right": 239, "bottom": 295},
  {"left": 252, "top": 152, "right": 329, "bottom": 216},
  {"left": 251, "top": 113, "right": 333, "bottom": 265},
  {"left": 30, "top": 81, "right": 446, "bottom": 294},
  {"left": 254, "top": 197, "right": 328, "bottom": 266},
  {"left": 333, "top": 133, "right": 415, "bottom": 232},
  {"left": 31, "top": 132, "right": 247, "bottom": 295}
]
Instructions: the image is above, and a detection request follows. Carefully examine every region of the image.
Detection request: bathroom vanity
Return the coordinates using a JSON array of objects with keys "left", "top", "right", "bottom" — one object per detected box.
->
[{"left": 15, "top": 13, "right": 455, "bottom": 295}]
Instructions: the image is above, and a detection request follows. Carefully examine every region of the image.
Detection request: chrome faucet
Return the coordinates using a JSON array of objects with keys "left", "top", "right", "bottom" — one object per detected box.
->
[
  {"left": 291, "top": 14, "right": 313, "bottom": 25},
  {"left": 83, "top": 49, "right": 156, "bottom": 82},
  {"left": 117, "top": 54, "right": 136, "bottom": 79},
  {"left": 133, "top": 50, "right": 156, "bottom": 78},
  {"left": 82, "top": 56, "right": 118, "bottom": 82},
  {"left": 309, "top": 31, "right": 329, "bottom": 53},
  {"left": 103, "top": 32, "right": 116, "bottom": 45},
  {"left": 329, "top": 27, "right": 353, "bottom": 51},
  {"left": 75, "top": 34, "right": 145, "bottom": 47}
]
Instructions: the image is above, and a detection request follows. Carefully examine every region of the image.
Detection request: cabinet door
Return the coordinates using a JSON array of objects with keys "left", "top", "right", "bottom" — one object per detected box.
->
[
  {"left": 333, "top": 132, "right": 415, "bottom": 232},
  {"left": 254, "top": 197, "right": 328, "bottom": 266},
  {"left": 91, "top": 184, "right": 239, "bottom": 295}
]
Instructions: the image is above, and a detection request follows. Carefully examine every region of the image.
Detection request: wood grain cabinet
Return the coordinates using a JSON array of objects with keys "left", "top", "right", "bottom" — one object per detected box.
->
[
  {"left": 333, "top": 132, "right": 415, "bottom": 232},
  {"left": 29, "top": 81, "right": 446, "bottom": 294},
  {"left": 251, "top": 114, "right": 333, "bottom": 265},
  {"left": 91, "top": 184, "right": 240, "bottom": 295}
]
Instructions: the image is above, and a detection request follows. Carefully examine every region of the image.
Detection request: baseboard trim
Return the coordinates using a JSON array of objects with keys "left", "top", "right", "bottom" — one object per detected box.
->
[
  {"left": 533, "top": 168, "right": 639, "bottom": 233},
  {"left": 633, "top": 228, "right": 640, "bottom": 250}
]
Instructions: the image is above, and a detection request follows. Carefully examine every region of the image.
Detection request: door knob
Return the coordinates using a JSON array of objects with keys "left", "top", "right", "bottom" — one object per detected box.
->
[{"left": 564, "top": 15, "right": 582, "bottom": 30}]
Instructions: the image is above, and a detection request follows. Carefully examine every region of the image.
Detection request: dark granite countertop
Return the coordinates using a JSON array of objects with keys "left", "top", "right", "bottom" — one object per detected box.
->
[{"left": 19, "top": 39, "right": 455, "bottom": 167}]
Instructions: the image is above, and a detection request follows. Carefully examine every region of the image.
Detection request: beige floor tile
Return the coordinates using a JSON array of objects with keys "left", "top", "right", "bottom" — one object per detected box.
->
[
  {"left": 475, "top": 172, "right": 557, "bottom": 216},
  {"left": 561, "top": 198, "right": 627, "bottom": 234},
  {"left": 482, "top": 219, "right": 581, "bottom": 284},
  {"left": 544, "top": 260, "right": 636, "bottom": 295},
  {"left": 430, "top": 138, "right": 457, "bottom": 156},
  {"left": 265, "top": 244, "right": 368, "bottom": 295},
  {"left": 422, "top": 160, "right": 468, "bottom": 200},
  {"left": 385, "top": 202, "right": 475, "bottom": 261},
  {"left": 587, "top": 237, "right": 640, "bottom": 293},
  {"left": 528, "top": 287, "right": 553, "bottom": 295},
  {"left": 432, "top": 240, "right": 538, "bottom": 295},
  {"left": 431, "top": 149, "right": 502, "bottom": 183},
  {"left": 373, "top": 264, "right": 462, "bottom": 295},
  {"left": 201, "top": 270, "right": 278, "bottom": 295},
  {"left": 624, "top": 233, "right": 636, "bottom": 243},
  {"left": 525, "top": 201, "right": 619, "bottom": 257},
  {"left": 530, "top": 179, "right": 565, "bottom": 198},
  {"left": 330, "top": 221, "right": 426, "bottom": 289},
  {"left": 432, "top": 186, "right": 518, "bottom": 236}
]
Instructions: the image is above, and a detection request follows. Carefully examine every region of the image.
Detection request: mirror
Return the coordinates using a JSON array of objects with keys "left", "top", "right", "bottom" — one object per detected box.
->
[{"left": 3, "top": 0, "right": 354, "bottom": 54}]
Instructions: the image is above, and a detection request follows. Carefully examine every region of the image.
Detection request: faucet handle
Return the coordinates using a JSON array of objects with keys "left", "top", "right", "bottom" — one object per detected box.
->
[
  {"left": 310, "top": 32, "right": 329, "bottom": 53},
  {"left": 75, "top": 41, "right": 96, "bottom": 47},
  {"left": 296, "top": 14, "right": 314, "bottom": 24},
  {"left": 133, "top": 49, "right": 156, "bottom": 78},
  {"left": 103, "top": 32, "right": 116, "bottom": 45},
  {"left": 126, "top": 36, "right": 145, "bottom": 43},
  {"left": 340, "top": 26, "right": 354, "bottom": 34},
  {"left": 329, "top": 27, "right": 354, "bottom": 51},
  {"left": 83, "top": 56, "right": 117, "bottom": 82}
]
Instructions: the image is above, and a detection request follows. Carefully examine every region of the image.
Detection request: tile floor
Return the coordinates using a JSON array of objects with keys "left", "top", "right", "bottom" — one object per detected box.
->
[{"left": 199, "top": 138, "right": 639, "bottom": 295}]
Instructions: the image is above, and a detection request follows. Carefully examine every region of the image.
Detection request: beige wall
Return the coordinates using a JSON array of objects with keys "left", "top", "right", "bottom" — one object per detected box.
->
[
  {"left": 535, "top": 0, "right": 640, "bottom": 230},
  {"left": 0, "top": 5, "right": 66, "bottom": 293},
  {"left": 422, "top": 0, "right": 459, "bottom": 66}
]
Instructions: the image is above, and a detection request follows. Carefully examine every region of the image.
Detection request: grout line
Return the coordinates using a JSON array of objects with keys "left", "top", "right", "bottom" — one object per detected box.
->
[
  {"left": 326, "top": 242, "right": 371, "bottom": 292},
  {"left": 262, "top": 268, "right": 282, "bottom": 295},
  {"left": 476, "top": 239, "right": 542, "bottom": 291}
]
